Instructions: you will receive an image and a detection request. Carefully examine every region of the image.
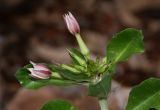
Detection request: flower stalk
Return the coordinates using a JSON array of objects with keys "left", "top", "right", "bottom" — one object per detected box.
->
[
  {"left": 99, "top": 99, "right": 109, "bottom": 110},
  {"left": 75, "top": 33, "right": 89, "bottom": 57}
]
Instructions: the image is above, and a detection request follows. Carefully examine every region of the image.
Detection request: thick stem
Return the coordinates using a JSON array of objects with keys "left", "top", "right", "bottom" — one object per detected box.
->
[{"left": 99, "top": 99, "right": 109, "bottom": 110}]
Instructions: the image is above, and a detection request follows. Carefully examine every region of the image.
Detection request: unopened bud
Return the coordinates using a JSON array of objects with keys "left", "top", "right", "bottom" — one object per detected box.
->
[
  {"left": 28, "top": 61, "right": 52, "bottom": 79},
  {"left": 63, "top": 12, "right": 80, "bottom": 35}
]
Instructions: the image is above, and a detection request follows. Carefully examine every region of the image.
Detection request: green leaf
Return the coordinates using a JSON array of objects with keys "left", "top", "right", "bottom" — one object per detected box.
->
[
  {"left": 125, "top": 78, "right": 160, "bottom": 110},
  {"left": 15, "top": 64, "right": 75, "bottom": 89},
  {"left": 68, "top": 48, "right": 86, "bottom": 66},
  {"left": 88, "top": 74, "right": 112, "bottom": 98},
  {"left": 107, "top": 28, "right": 144, "bottom": 64},
  {"left": 40, "top": 99, "right": 78, "bottom": 110}
]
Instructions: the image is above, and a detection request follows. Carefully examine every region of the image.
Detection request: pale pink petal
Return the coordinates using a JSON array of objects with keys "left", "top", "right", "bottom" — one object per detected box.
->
[
  {"left": 30, "top": 73, "right": 48, "bottom": 79},
  {"left": 63, "top": 12, "right": 80, "bottom": 35},
  {"left": 30, "top": 70, "right": 50, "bottom": 79},
  {"left": 28, "top": 61, "right": 51, "bottom": 79},
  {"left": 34, "top": 64, "right": 50, "bottom": 71}
]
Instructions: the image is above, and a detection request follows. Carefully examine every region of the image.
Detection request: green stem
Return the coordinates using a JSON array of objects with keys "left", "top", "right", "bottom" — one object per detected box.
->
[
  {"left": 75, "top": 33, "right": 89, "bottom": 57},
  {"left": 99, "top": 99, "right": 109, "bottom": 110}
]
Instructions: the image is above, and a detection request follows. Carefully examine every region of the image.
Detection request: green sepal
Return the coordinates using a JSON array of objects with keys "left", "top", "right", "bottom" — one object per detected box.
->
[
  {"left": 86, "top": 59, "right": 98, "bottom": 74},
  {"left": 68, "top": 48, "right": 87, "bottom": 66},
  {"left": 97, "top": 64, "right": 107, "bottom": 74},
  {"left": 49, "top": 64, "right": 90, "bottom": 82},
  {"left": 61, "top": 64, "right": 81, "bottom": 74},
  {"left": 74, "top": 65, "right": 86, "bottom": 71}
]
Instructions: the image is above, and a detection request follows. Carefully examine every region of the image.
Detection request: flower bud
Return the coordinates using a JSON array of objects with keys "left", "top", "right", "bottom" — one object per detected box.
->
[
  {"left": 63, "top": 12, "right": 80, "bottom": 35},
  {"left": 28, "top": 61, "right": 52, "bottom": 79}
]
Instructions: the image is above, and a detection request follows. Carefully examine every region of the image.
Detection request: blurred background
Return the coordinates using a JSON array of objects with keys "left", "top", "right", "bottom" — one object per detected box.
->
[{"left": 0, "top": 0, "right": 160, "bottom": 110}]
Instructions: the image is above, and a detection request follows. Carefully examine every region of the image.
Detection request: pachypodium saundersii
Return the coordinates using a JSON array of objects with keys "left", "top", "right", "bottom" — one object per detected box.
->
[{"left": 16, "top": 12, "right": 160, "bottom": 110}]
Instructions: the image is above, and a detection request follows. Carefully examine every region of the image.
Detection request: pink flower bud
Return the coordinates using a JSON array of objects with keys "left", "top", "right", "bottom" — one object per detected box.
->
[
  {"left": 63, "top": 12, "right": 80, "bottom": 35},
  {"left": 27, "top": 61, "right": 52, "bottom": 79}
]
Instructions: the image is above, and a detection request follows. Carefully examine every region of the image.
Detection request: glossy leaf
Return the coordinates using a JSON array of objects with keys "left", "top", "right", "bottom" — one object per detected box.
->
[
  {"left": 88, "top": 74, "right": 112, "bottom": 98},
  {"left": 40, "top": 99, "right": 78, "bottom": 110},
  {"left": 107, "top": 28, "right": 144, "bottom": 64},
  {"left": 15, "top": 64, "right": 75, "bottom": 89},
  {"left": 125, "top": 78, "right": 160, "bottom": 110}
]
